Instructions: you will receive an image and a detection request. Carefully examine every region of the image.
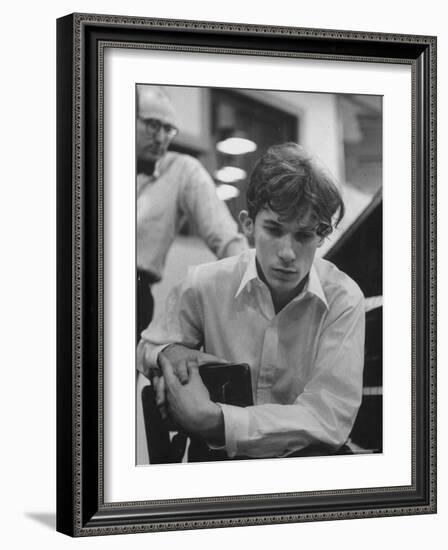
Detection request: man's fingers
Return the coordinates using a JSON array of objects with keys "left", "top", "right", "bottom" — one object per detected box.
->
[
  {"left": 186, "top": 359, "right": 200, "bottom": 378},
  {"left": 152, "top": 376, "right": 169, "bottom": 422},
  {"left": 176, "top": 361, "right": 189, "bottom": 385},
  {"left": 159, "top": 353, "right": 179, "bottom": 386},
  {"left": 149, "top": 366, "right": 162, "bottom": 384},
  {"left": 154, "top": 375, "right": 166, "bottom": 407},
  {"left": 159, "top": 348, "right": 189, "bottom": 384},
  {"left": 188, "top": 362, "right": 209, "bottom": 394}
]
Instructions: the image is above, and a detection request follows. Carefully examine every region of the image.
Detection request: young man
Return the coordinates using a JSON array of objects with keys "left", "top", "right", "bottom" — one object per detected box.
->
[{"left": 137, "top": 143, "right": 365, "bottom": 459}]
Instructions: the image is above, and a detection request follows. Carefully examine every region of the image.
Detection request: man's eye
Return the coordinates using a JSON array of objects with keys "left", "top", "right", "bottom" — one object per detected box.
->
[
  {"left": 295, "top": 232, "right": 314, "bottom": 242},
  {"left": 265, "top": 226, "right": 283, "bottom": 236},
  {"left": 146, "top": 119, "right": 159, "bottom": 129}
]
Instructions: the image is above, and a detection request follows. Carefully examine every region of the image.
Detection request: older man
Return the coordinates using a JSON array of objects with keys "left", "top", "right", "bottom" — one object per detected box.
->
[{"left": 136, "top": 85, "right": 247, "bottom": 338}]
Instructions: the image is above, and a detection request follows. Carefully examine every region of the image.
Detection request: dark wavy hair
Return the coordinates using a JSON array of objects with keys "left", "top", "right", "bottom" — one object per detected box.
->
[{"left": 246, "top": 143, "right": 344, "bottom": 237}]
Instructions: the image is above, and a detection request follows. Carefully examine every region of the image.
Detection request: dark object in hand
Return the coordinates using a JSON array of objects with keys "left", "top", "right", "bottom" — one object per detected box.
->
[{"left": 199, "top": 362, "right": 253, "bottom": 407}]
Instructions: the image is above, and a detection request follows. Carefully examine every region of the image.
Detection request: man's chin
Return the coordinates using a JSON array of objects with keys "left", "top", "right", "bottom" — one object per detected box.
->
[
  {"left": 270, "top": 271, "right": 301, "bottom": 285},
  {"left": 143, "top": 147, "right": 166, "bottom": 161},
  {"left": 269, "top": 278, "right": 298, "bottom": 294},
  {"left": 143, "top": 153, "right": 163, "bottom": 162},
  {"left": 269, "top": 272, "right": 306, "bottom": 295}
]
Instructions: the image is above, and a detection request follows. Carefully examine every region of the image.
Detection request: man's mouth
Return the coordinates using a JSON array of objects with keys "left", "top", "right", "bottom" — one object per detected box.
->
[
  {"left": 272, "top": 267, "right": 298, "bottom": 277},
  {"left": 147, "top": 146, "right": 162, "bottom": 154}
]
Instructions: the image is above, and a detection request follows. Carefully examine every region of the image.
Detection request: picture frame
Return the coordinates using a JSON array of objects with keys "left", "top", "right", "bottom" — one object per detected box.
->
[{"left": 56, "top": 12, "right": 437, "bottom": 536}]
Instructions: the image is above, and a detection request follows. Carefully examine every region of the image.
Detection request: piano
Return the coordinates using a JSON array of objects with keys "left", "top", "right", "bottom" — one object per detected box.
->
[{"left": 325, "top": 190, "right": 383, "bottom": 453}]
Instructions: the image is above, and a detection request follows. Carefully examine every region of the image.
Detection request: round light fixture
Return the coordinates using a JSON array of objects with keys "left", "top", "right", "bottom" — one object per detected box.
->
[
  {"left": 214, "top": 166, "right": 247, "bottom": 183},
  {"left": 216, "top": 184, "right": 240, "bottom": 201},
  {"left": 216, "top": 136, "right": 257, "bottom": 155}
]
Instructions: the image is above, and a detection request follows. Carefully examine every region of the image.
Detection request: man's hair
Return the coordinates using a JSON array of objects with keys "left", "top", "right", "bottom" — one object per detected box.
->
[
  {"left": 136, "top": 85, "right": 172, "bottom": 116},
  {"left": 246, "top": 142, "right": 344, "bottom": 237}
]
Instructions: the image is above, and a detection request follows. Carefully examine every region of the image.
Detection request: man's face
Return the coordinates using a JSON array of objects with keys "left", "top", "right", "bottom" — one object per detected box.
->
[
  {"left": 241, "top": 207, "right": 323, "bottom": 305},
  {"left": 136, "top": 91, "right": 177, "bottom": 163}
]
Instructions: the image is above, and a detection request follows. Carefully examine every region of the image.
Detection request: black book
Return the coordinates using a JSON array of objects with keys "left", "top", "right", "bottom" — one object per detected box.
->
[{"left": 199, "top": 362, "right": 253, "bottom": 407}]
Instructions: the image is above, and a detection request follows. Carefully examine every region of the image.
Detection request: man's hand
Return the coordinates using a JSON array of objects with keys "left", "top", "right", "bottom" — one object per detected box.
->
[
  {"left": 159, "top": 344, "right": 227, "bottom": 384},
  {"left": 159, "top": 354, "right": 225, "bottom": 446},
  {"left": 151, "top": 344, "right": 227, "bottom": 425}
]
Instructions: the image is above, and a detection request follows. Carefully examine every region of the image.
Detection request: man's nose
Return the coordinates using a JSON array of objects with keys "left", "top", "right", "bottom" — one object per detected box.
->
[
  {"left": 278, "top": 235, "right": 297, "bottom": 263},
  {"left": 152, "top": 129, "right": 164, "bottom": 143}
]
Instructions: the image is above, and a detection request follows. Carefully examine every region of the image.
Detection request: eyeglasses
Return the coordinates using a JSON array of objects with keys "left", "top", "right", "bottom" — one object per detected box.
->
[{"left": 138, "top": 117, "right": 179, "bottom": 139}]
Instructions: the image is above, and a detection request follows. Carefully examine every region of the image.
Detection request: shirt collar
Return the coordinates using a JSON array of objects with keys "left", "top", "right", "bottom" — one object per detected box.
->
[
  {"left": 307, "top": 264, "right": 328, "bottom": 309},
  {"left": 235, "top": 250, "right": 259, "bottom": 298},
  {"left": 235, "top": 249, "right": 328, "bottom": 309},
  {"left": 153, "top": 158, "right": 162, "bottom": 179}
]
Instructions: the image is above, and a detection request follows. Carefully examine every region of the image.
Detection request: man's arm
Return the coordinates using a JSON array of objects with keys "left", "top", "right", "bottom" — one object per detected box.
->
[
  {"left": 137, "top": 270, "right": 227, "bottom": 382},
  {"left": 160, "top": 355, "right": 225, "bottom": 447},
  {"left": 138, "top": 341, "right": 228, "bottom": 423},
  {"left": 179, "top": 157, "right": 248, "bottom": 258},
  {"left": 137, "top": 268, "right": 204, "bottom": 380}
]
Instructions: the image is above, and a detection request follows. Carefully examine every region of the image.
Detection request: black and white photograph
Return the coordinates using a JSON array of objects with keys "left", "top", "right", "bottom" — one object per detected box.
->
[
  {"left": 135, "top": 84, "right": 383, "bottom": 466},
  {"left": 1, "top": 0, "right": 444, "bottom": 545},
  {"left": 54, "top": 9, "right": 436, "bottom": 538}
]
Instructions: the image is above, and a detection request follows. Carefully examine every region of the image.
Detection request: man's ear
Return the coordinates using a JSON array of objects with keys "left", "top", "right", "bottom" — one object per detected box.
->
[{"left": 239, "top": 210, "right": 254, "bottom": 238}]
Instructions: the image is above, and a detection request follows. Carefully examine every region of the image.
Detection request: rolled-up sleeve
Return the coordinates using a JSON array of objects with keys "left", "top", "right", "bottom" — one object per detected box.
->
[
  {"left": 221, "top": 296, "right": 366, "bottom": 458},
  {"left": 179, "top": 158, "right": 248, "bottom": 258}
]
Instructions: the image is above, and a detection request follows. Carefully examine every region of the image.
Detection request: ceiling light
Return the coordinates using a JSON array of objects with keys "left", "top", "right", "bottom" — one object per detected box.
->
[
  {"left": 214, "top": 166, "right": 247, "bottom": 183},
  {"left": 216, "top": 136, "right": 257, "bottom": 155},
  {"left": 216, "top": 184, "right": 240, "bottom": 201}
]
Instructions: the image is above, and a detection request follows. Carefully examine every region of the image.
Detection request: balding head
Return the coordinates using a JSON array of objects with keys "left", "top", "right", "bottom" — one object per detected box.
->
[
  {"left": 137, "top": 86, "right": 177, "bottom": 122},
  {"left": 136, "top": 85, "right": 178, "bottom": 163}
]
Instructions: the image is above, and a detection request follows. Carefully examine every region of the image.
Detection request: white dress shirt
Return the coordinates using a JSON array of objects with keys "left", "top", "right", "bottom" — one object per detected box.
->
[
  {"left": 140, "top": 249, "right": 365, "bottom": 458},
  {"left": 137, "top": 151, "right": 247, "bottom": 279}
]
